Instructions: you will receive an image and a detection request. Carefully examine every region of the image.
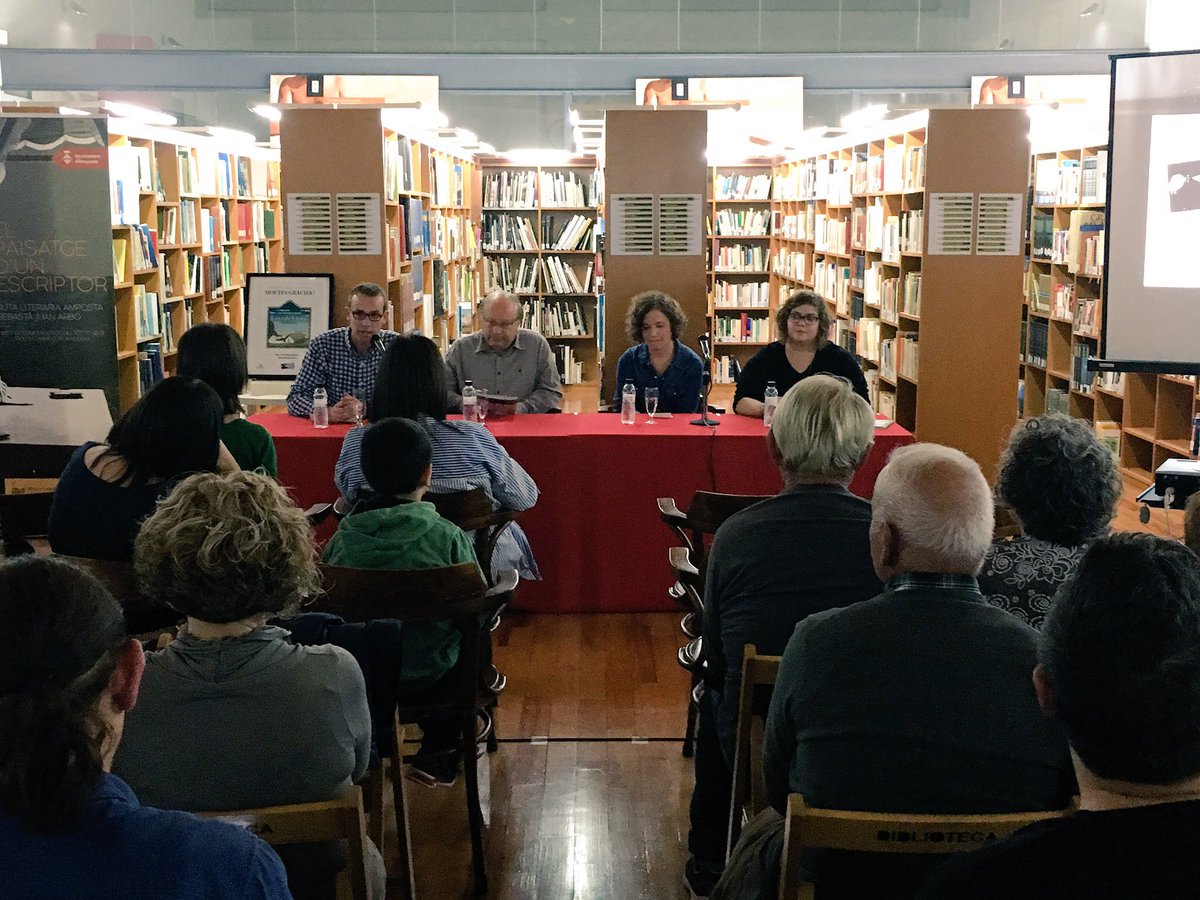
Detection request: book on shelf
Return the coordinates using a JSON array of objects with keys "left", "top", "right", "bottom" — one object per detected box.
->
[
  {"left": 715, "top": 173, "right": 771, "bottom": 200},
  {"left": 484, "top": 170, "right": 538, "bottom": 208},
  {"left": 129, "top": 224, "right": 159, "bottom": 271},
  {"left": 542, "top": 213, "right": 596, "bottom": 251},
  {"left": 539, "top": 170, "right": 594, "bottom": 207},
  {"left": 112, "top": 238, "right": 129, "bottom": 281},
  {"left": 1094, "top": 420, "right": 1121, "bottom": 461},
  {"left": 133, "top": 286, "right": 161, "bottom": 340},
  {"left": 483, "top": 213, "right": 538, "bottom": 251},
  {"left": 714, "top": 355, "right": 742, "bottom": 385},
  {"left": 160, "top": 253, "right": 173, "bottom": 297},
  {"left": 715, "top": 312, "right": 770, "bottom": 343},
  {"left": 1067, "top": 209, "right": 1105, "bottom": 276},
  {"left": 158, "top": 207, "right": 178, "bottom": 245},
  {"left": 714, "top": 280, "right": 770, "bottom": 307},
  {"left": 138, "top": 342, "right": 165, "bottom": 397},
  {"left": 554, "top": 344, "right": 586, "bottom": 384},
  {"left": 714, "top": 208, "right": 770, "bottom": 237},
  {"left": 236, "top": 158, "right": 252, "bottom": 198},
  {"left": 1081, "top": 152, "right": 1108, "bottom": 205}
]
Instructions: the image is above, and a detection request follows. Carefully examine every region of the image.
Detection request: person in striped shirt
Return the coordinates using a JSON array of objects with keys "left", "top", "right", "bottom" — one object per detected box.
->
[{"left": 334, "top": 334, "right": 541, "bottom": 580}]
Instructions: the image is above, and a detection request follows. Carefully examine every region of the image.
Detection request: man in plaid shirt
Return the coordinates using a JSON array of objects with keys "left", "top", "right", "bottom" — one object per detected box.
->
[{"left": 286, "top": 282, "right": 400, "bottom": 421}]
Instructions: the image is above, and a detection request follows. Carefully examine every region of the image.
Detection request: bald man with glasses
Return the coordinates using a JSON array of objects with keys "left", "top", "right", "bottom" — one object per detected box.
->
[
  {"left": 285, "top": 282, "right": 400, "bottom": 421},
  {"left": 444, "top": 290, "right": 563, "bottom": 415}
]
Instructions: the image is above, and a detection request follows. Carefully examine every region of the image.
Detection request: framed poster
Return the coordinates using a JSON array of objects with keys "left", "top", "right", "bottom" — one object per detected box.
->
[{"left": 244, "top": 273, "right": 334, "bottom": 379}]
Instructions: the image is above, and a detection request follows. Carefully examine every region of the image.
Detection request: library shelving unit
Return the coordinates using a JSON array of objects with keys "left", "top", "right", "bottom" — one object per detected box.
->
[
  {"left": 280, "top": 107, "right": 480, "bottom": 349},
  {"left": 477, "top": 159, "right": 603, "bottom": 397},
  {"left": 765, "top": 108, "right": 1030, "bottom": 479},
  {"left": 1021, "top": 142, "right": 1199, "bottom": 487},
  {"left": 108, "top": 119, "right": 282, "bottom": 410},
  {"left": 708, "top": 162, "right": 776, "bottom": 403}
]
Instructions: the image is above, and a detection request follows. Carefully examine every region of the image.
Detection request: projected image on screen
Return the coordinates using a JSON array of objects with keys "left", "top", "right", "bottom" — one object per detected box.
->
[{"left": 1144, "top": 114, "right": 1200, "bottom": 290}]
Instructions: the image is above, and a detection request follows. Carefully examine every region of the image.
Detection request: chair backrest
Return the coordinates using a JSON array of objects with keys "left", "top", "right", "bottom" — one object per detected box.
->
[
  {"left": 778, "top": 793, "right": 1074, "bottom": 900},
  {"left": 201, "top": 785, "right": 371, "bottom": 900},
  {"left": 668, "top": 545, "right": 704, "bottom": 615},
  {"left": 53, "top": 554, "right": 183, "bottom": 637},
  {"left": 425, "top": 489, "right": 520, "bottom": 581},
  {"left": 728, "top": 644, "right": 782, "bottom": 859},
  {"left": 0, "top": 490, "right": 54, "bottom": 555},
  {"left": 993, "top": 502, "right": 1023, "bottom": 540},
  {"left": 315, "top": 562, "right": 511, "bottom": 624},
  {"left": 658, "top": 491, "right": 770, "bottom": 574}
]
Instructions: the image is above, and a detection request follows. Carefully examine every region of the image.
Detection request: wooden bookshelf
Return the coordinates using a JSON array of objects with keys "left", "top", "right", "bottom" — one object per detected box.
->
[
  {"left": 280, "top": 107, "right": 480, "bottom": 352},
  {"left": 762, "top": 109, "right": 1028, "bottom": 479},
  {"left": 108, "top": 119, "right": 283, "bottom": 410},
  {"left": 477, "top": 159, "right": 603, "bottom": 389}
]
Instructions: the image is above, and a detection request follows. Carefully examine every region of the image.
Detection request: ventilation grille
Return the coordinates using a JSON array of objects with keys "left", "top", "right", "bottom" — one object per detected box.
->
[
  {"left": 927, "top": 192, "right": 974, "bottom": 256},
  {"left": 286, "top": 192, "right": 333, "bottom": 255},
  {"left": 975, "top": 192, "right": 1024, "bottom": 256},
  {"left": 657, "top": 194, "right": 703, "bottom": 256},
  {"left": 610, "top": 194, "right": 655, "bottom": 255},
  {"left": 335, "top": 193, "right": 382, "bottom": 256}
]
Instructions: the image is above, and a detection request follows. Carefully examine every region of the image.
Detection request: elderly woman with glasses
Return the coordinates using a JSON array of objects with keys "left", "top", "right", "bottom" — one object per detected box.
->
[{"left": 733, "top": 290, "right": 870, "bottom": 417}]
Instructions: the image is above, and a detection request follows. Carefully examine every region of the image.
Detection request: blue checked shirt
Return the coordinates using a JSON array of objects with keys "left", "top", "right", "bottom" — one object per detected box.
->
[{"left": 285, "top": 327, "right": 400, "bottom": 418}]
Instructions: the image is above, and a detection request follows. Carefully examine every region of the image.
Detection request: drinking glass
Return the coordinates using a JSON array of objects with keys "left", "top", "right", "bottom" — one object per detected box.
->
[
  {"left": 352, "top": 390, "right": 366, "bottom": 426},
  {"left": 477, "top": 396, "right": 489, "bottom": 424},
  {"left": 645, "top": 387, "right": 660, "bottom": 424}
]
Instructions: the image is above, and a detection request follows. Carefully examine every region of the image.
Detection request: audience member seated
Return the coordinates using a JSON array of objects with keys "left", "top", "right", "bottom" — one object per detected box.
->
[
  {"left": 112, "top": 470, "right": 379, "bottom": 900},
  {"left": 1187, "top": 492, "right": 1200, "bottom": 555},
  {"left": 684, "top": 375, "right": 883, "bottom": 897},
  {"left": 718, "top": 444, "right": 1073, "bottom": 900},
  {"left": 612, "top": 290, "right": 705, "bottom": 414},
  {"left": 47, "top": 376, "right": 236, "bottom": 561},
  {"left": 0, "top": 555, "right": 291, "bottom": 900},
  {"left": 334, "top": 333, "right": 540, "bottom": 580},
  {"left": 978, "top": 414, "right": 1120, "bottom": 629},
  {"left": 733, "top": 291, "right": 870, "bottom": 417},
  {"left": 918, "top": 534, "right": 1200, "bottom": 899},
  {"left": 178, "top": 322, "right": 278, "bottom": 476},
  {"left": 324, "top": 417, "right": 482, "bottom": 786},
  {"left": 444, "top": 289, "right": 563, "bottom": 415}
]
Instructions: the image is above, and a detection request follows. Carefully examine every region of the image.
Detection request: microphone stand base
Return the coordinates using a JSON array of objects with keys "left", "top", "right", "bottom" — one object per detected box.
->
[{"left": 690, "top": 415, "right": 720, "bottom": 426}]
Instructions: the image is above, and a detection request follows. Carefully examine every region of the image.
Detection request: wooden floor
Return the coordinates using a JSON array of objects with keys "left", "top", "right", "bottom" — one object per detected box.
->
[{"left": 380, "top": 474, "right": 1177, "bottom": 899}]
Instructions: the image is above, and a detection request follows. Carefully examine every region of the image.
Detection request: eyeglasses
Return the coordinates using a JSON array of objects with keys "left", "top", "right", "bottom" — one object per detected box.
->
[
  {"left": 483, "top": 317, "right": 520, "bottom": 328},
  {"left": 350, "top": 310, "right": 385, "bottom": 322},
  {"left": 788, "top": 312, "right": 820, "bottom": 324}
]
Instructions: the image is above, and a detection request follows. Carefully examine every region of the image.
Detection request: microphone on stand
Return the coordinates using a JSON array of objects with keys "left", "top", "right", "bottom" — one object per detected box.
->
[{"left": 691, "top": 332, "right": 720, "bottom": 427}]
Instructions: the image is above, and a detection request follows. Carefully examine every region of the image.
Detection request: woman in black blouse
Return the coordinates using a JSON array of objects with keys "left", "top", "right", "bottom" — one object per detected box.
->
[{"left": 733, "top": 290, "right": 869, "bottom": 417}]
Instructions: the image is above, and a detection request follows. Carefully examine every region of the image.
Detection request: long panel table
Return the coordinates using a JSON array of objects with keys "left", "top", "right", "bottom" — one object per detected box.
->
[{"left": 252, "top": 412, "right": 913, "bottom": 613}]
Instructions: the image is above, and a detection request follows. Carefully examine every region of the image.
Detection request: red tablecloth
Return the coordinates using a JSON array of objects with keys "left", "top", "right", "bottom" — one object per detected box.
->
[{"left": 252, "top": 412, "right": 913, "bottom": 613}]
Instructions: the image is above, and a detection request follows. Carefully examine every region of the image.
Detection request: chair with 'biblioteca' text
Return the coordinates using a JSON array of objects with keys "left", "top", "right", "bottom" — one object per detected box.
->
[
  {"left": 315, "top": 562, "right": 518, "bottom": 897},
  {"left": 777, "top": 794, "right": 1075, "bottom": 900},
  {"left": 201, "top": 785, "right": 372, "bottom": 900}
]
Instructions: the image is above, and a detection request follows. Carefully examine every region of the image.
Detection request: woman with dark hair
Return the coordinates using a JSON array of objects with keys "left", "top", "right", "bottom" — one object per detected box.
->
[
  {"left": 978, "top": 414, "right": 1122, "bottom": 629},
  {"left": 0, "top": 555, "right": 291, "bottom": 899},
  {"left": 47, "top": 376, "right": 236, "bottom": 560},
  {"left": 612, "top": 290, "right": 704, "bottom": 413},
  {"left": 334, "top": 333, "right": 540, "bottom": 579},
  {"left": 177, "top": 322, "right": 277, "bottom": 476},
  {"left": 733, "top": 290, "right": 870, "bottom": 416}
]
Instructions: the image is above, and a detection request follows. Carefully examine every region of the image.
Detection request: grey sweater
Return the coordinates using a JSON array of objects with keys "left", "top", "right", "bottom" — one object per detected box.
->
[{"left": 114, "top": 625, "right": 371, "bottom": 812}]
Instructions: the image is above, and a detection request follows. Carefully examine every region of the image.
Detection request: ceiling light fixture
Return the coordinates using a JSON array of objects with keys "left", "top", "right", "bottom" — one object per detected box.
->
[
  {"left": 102, "top": 100, "right": 177, "bottom": 127},
  {"left": 250, "top": 104, "right": 282, "bottom": 123},
  {"left": 1079, "top": 2, "right": 1103, "bottom": 16},
  {"left": 69, "top": 1, "right": 88, "bottom": 15}
]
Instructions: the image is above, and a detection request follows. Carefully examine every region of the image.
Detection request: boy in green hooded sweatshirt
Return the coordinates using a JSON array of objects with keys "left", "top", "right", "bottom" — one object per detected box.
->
[{"left": 322, "top": 416, "right": 482, "bottom": 785}]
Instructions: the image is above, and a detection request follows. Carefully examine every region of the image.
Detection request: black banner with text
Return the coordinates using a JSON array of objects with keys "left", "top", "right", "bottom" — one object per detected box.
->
[{"left": 0, "top": 116, "right": 118, "bottom": 414}]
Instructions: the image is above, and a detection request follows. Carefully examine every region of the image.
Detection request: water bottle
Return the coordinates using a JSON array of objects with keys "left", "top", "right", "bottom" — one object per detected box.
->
[
  {"left": 763, "top": 381, "right": 779, "bottom": 428},
  {"left": 311, "top": 387, "right": 329, "bottom": 429},
  {"left": 621, "top": 381, "right": 637, "bottom": 425},
  {"left": 463, "top": 380, "right": 480, "bottom": 423}
]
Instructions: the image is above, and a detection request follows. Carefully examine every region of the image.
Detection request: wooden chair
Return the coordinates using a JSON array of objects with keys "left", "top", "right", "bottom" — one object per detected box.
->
[
  {"left": 425, "top": 489, "right": 522, "bottom": 586},
  {"left": 53, "top": 554, "right": 183, "bottom": 638},
  {"left": 670, "top": 545, "right": 705, "bottom": 758},
  {"left": 316, "top": 562, "right": 519, "bottom": 897},
  {"left": 0, "top": 490, "right": 53, "bottom": 556},
  {"left": 727, "top": 644, "right": 782, "bottom": 859},
  {"left": 201, "top": 785, "right": 372, "bottom": 900},
  {"left": 658, "top": 492, "right": 769, "bottom": 758},
  {"left": 778, "top": 794, "right": 1074, "bottom": 900},
  {"left": 993, "top": 502, "right": 1024, "bottom": 540}
]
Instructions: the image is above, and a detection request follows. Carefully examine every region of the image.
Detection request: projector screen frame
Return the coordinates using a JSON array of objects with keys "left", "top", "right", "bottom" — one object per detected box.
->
[{"left": 1096, "top": 48, "right": 1200, "bottom": 376}]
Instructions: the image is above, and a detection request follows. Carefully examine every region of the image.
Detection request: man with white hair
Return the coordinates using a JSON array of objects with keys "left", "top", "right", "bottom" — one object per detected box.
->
[
  {"left": 745, "top": 444, "right": 1073, "bottom": 899},
  {"left": 685, "top": 376, "right": 883, "bottom": 898},
  {"left": 444, "top": 290, "right": 562, "bottom": 414}
]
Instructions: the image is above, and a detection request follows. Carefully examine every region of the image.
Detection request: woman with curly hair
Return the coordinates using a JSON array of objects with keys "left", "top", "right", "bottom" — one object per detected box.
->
[
  {"left": 112, "top": 470, "right": 379, "bottom": 899},
  {"left": 612, "top": 290, "right": 705, "bottom": 413},
  {"left": 978, "top": 414, "right": 1122, "bottom": 629}
]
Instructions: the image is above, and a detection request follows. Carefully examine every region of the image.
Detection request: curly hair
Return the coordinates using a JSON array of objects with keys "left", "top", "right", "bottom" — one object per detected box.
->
[
  {"left": 625, "top": 290, "right": 687, "bottom": 344},
  {"left": 776, "top": 290, "right": 831, "bottom": 349},
  {"left": 133, "top": 470, "right": 320, "bottom": 623},
  {"left": 0, "top": 556, "right": 127, "bottom": 832},
  {"left": 996, "top": 414, "right": 1120, "bottom": 546}
]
